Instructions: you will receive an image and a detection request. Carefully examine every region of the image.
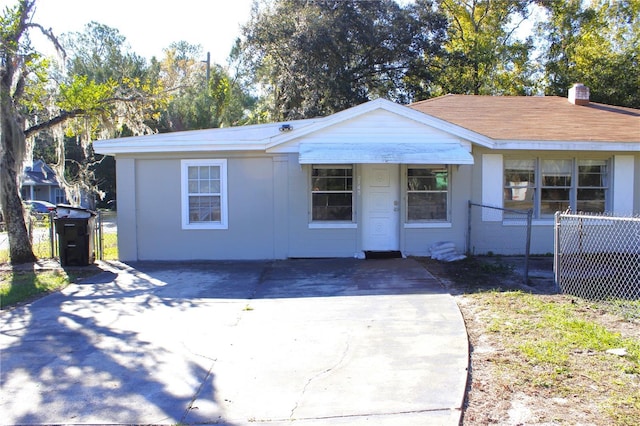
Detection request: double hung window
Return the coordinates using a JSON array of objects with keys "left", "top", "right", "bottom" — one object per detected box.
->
[
  {"left": 577, "top": 160, "right": 607, "bottom": 213},
  {"left": 503, "top": 158, "right": 608, "bottom": 218},
  {"left": 54, "top": 188, "right": 66, "bottom": 205},
  {"left": 541, "top": 160, "right": 572, "bottom": 215},
  {"left": 504, "top": 160, "right": 535, "bottom": 214},
  {"left": 311, "top": 165, "right": 353, "bottom": 221},
  {"left": 181, "top": 159, "right": 227, "bottom": 229},
  {"left": 407, "top": 167, "right": 449, "bottom": 221}
]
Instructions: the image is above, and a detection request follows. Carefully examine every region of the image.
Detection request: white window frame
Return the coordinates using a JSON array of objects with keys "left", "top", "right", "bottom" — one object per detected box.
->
[
  {"left": 576, "top": 159, "right": 608, "bottom": 214},
  {"left": 310, "top": 164, "right": 355, "bottom": 224},
  {"left": 406, "top": 165, "right": 451, "bottom": 223},
  {"left": 54, "top": 188, "right": 67, "bottom": 205},
  {"left": 503, "top": 157, "right": 610, "bottom": 220},
  {"left": 181, "top": 159, "right": 228, "bottom": 230}
]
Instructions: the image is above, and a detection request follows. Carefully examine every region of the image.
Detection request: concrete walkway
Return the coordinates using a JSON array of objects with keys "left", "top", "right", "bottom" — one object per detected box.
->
[{"left": 0, "top": 258, "right": 469, "bottom": 425}]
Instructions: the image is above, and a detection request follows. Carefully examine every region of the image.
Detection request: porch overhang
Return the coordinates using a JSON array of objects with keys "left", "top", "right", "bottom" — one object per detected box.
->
[{"left": 298, "top": 142, "right": 474, "bottom": 165}]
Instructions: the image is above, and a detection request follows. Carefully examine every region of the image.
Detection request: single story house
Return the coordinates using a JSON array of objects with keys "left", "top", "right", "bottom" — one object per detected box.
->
[
  {"left": 94, "top": 84, "right": 639, "bottom": 261},
  {"left": 21, "top": 159, "right": 66, "bottom": 205}
]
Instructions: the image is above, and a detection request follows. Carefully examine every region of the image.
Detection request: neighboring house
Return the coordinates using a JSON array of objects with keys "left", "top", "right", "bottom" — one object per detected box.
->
[
  {"left": 94, "top": 84, "right": 639, "bottom": 262},
  {"left": 21, "top": 159, "right": 66, "bottom": 205}
]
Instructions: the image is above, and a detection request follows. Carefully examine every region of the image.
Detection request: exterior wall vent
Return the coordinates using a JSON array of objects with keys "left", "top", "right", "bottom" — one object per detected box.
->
[{"left": 568, "top": 83, "right": 590, "bottom": 105}]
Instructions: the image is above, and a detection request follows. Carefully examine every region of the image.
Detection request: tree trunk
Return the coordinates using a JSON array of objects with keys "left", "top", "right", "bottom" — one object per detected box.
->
[
  {"left": 1, "top": 90, "right": 37, "bottom": 264},
  {"left": 0, "top": 163, "right": 36, "bottom": 264}
]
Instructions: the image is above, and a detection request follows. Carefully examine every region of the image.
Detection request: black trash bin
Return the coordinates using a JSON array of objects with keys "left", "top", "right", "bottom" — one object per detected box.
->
[{"left": 55, "top": 205, "right": 97, "bottom": 266}]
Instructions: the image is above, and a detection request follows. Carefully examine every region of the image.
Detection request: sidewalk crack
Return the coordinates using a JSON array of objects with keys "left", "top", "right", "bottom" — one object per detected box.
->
[
  {"left": 290, "top": 337, "right": 350, "bottom": 419},
  {"left": 181, "top": 360, "right": 216, "bottom": 423}
]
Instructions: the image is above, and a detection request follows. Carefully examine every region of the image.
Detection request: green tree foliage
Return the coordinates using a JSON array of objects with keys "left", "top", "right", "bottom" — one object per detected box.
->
[
  {"left": 56, "top": 21, "right": 165, "bottom": 207},
  {"left": 63, "top": 22, "right": 148, "bottom": 83},
  {"left": 428, "top": 0, "right": 537, "bottom": 96},
  {"left": 238, "top": 0, "right": 445, "bottom": 120},
  {"left": 1, "top": 1, "right": 163, "bottom": 263},
  {"left": 539, "top": 0, "right": 640, "bottom": 107},
  {"left": 158, "top": 42, "right": 254, "bottom": 131}
]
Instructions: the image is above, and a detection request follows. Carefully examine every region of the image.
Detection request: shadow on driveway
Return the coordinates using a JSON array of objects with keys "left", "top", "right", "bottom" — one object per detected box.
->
[{"left": 1, "top": 258, "right": 467, "bottom": 425}]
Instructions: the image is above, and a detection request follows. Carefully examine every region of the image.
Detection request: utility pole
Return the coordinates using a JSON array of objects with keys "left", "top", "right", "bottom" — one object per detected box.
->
[
  {"left": 203, "top": 52, "right": 211, "bottom": 123},
  {"left": 204, "top": 51, "right": 210, "bottom": 86}
]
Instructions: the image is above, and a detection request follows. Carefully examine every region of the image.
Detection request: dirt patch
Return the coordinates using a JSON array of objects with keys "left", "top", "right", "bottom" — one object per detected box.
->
[{"left": 416, "top": 256, "right": 640, "bottom": 426}]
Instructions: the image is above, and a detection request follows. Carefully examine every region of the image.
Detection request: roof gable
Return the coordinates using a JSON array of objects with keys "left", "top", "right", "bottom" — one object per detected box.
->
[
  {"left": 267, "top": 104, "right": 476, "bottom": 153},
  {"left": 23, "top": 160, "right": 58, "bottom": 186},
  {"left": 267, "top": 98, "right": 491, "bottom": 150}
]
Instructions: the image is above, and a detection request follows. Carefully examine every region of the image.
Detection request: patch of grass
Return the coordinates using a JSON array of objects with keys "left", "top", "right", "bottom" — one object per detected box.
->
[
  {"left": 477, "top": 291, "right": 640, "bottom": 423},
  {"left": 0, "top": 232, "right": 118, "bottom": 263},
  {"left": 608, "top": 299, "right": 640, "bottom": 322},
  {"left": 606, "top": 393, "right": 640, "bottom": 426},
  {"left": 0, "top": 270, "right": 70, "bottom": 309},
  {"left": 0, "top": 240, "right": 59, "bottom": 263},
  {"left": 101, "top": 233, "right": 118, "bottom": 260},
  {"left": 32, "top": 239, "right": 55, "bottom": 259}
]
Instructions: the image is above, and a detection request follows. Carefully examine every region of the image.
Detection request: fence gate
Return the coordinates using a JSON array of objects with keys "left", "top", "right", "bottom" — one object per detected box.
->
[{"left": 555, "top": 211, "right": 640, "bottom": 318}]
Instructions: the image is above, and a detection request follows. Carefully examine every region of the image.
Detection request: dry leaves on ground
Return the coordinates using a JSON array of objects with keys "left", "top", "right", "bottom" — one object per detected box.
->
[{"left": 418, "top": 256, "right": 640, "bottom": 426}]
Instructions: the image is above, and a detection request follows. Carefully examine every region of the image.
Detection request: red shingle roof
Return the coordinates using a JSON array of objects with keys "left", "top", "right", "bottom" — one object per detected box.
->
[{"left": 409, "top": 95, "right": 640, "bottom": 143}]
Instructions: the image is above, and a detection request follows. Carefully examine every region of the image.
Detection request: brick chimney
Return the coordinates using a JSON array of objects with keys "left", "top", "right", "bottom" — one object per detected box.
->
[{"left": 568, "top": 83, "right": 590, "bottom": 105}]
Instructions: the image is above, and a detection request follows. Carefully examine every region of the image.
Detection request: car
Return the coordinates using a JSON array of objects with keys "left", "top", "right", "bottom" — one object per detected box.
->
[{"left": 25, "top": 200, "right": 56, "bottom": 214}]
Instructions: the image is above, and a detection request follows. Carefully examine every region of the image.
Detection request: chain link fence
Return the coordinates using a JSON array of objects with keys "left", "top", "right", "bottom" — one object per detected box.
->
[
  {"left": 554, "top": 211, "right": 640, "bottom": 319},
  {"left": 468, "top": 201, "right": 533, "bottom": 283},
  {"left": 0, "top": 211, "right": 117, "bottom": 264}
]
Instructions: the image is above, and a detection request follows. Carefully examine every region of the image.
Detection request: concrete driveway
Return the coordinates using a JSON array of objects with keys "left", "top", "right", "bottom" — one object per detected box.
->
[{"left": 0, "top": 258, "right": 468, "bottom": 425}]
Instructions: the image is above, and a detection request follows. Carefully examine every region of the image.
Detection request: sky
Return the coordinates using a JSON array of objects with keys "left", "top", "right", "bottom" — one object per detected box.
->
[
  {"left": 1, "top": 0, "right": 255, "bottom": 65},
  {"left": 2, "top": 0, "right": 535, "bottom": 67}
]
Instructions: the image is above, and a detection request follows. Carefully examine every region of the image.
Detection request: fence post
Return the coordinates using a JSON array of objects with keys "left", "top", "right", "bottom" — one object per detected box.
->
[
  {"left": 524, "top": 208, "right": 532, "bottom": 284},
  {"left": 554, "top": 211, "right": 560, "bottom": 293},
  {"left": 49, "top": 211, "right": 55, "bottom": 258},
  {"left": 97, "top": 211, "right": 104, "bottom": 261}
]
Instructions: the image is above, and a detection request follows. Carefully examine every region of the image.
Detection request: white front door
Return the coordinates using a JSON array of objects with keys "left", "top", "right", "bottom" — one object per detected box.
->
[{"left": 361, "top": 164, "right": 400, "bottom": 251}]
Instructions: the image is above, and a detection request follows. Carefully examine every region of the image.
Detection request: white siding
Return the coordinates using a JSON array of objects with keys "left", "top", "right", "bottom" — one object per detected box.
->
[
  {"left": 481, "top": 154, "right": 503, "bottom": 221},
  {"left": 271, "top": 109, "right": 467, "bottom": 153},
  {"left": 613, "top": 155, "right": 635, "bottom": 215}
]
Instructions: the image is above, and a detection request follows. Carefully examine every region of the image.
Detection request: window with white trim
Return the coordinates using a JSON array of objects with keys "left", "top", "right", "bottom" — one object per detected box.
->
[
  {"left": 407, "top": 166, "right": 449, "bottom": 221},
  {"left": 311, "top": 165, "right": 354, "bottom": 221},
  {"left": 503, "top": 158, "right": 609, "bottom": 218},
  {"left": 181, "top": 159, "right": 227, "bottom": 229},
  {"left": 577, "top": 160, "right": 608, "bottom": 213},
  {"left": 54, "top": 188, "right": 66, "bottom": 205},
  {"left": 541, "top": 159, "right": 572, "bottom": 215}
]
